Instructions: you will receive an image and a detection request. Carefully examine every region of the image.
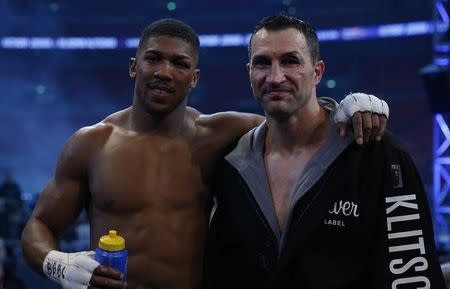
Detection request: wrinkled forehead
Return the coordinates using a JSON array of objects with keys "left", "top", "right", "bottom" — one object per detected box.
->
[{"left": 250, "top": 28, "right": 308, "bottom": 58}]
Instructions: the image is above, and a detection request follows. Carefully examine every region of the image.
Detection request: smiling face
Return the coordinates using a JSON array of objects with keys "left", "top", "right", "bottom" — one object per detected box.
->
[
  {"left": 248, "top": 28, "right": 324, "bottom": 119},
  {"left": 129, "top": 35, "right": 200, "bottom": 116}
]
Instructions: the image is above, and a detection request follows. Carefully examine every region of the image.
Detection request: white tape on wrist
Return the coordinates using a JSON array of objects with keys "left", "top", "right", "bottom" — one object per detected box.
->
[
  {"left": 43, "top": 250, "right": 100, "bottom": 289},
  {"left": 334, "top": 92, "right": 390, "bottom": 124}
]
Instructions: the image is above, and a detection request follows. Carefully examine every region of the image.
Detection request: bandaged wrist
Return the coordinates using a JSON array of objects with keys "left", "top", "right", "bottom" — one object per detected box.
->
[
  {"left": 334, "top": 92, "right": 390, "bottom": 124},
  {"left": 43, "top": 250, "right": 99, "bottom": 289}
]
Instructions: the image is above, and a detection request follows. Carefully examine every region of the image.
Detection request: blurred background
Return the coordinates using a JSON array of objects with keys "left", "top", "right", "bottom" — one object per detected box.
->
[{"left": 1, "top": 0, "right": 449, "bottom": 288}]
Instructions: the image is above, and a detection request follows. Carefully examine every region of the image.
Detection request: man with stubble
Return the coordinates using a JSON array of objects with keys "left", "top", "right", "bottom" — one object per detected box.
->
[
  {"left": 204, "top": 15, "right": 445, "bottom": 289},
  {"left": 21, "top": 18, "right": 388, "bottom": 289}
]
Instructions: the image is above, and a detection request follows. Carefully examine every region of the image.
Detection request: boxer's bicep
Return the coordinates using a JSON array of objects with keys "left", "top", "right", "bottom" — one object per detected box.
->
[
  {"left": 33, "top": 175, "right": 86, "bottom": 236},
  {"left": 34, "top": 131, "right": 91, "bottom": 234},
  {"left": 24, "top": 131, "right": 93, "bottom": 253},
  {"left": 22, "top": 125, "right": 109, "bottom": 274}
]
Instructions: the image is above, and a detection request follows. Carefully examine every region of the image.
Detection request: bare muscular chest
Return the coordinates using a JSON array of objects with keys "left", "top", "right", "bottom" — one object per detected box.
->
[
  {"left": 265, "top": 150, "right": 315, "bottom": 232},
  {"left": 88, "top": 134, "right": 216, "bottom": 212}
]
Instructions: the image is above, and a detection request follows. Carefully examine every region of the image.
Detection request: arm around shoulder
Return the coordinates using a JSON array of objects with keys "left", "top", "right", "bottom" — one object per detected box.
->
[{"left": 198, "top": 111, "right": 264, "bottom": 145}]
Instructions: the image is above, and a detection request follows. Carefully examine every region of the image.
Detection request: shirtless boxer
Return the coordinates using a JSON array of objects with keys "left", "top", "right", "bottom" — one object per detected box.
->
[{"left": 21, "top": 18, "right": 389, "bottom": 289}]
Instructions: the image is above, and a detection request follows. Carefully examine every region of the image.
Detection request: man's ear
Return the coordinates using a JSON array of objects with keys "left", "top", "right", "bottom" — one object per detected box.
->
[
  {"left": 190, "top": 69, "right": 200, "bottom": 88},
  {"left": 129, "top": 58, "right": 137, "bottom": 79},
  {"left": 314, "top": 60, "right": 325, "bottom": 85}
]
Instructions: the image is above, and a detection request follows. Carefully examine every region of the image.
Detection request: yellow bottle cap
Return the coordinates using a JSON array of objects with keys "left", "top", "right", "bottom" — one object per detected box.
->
[{"left": 98, "top": 230, "right": 125, "bottom": 251}]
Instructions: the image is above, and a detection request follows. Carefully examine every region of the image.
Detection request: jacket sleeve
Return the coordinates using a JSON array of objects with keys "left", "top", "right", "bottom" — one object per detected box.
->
[{"left": 370, "top": 144, "right": 446, "bottom": 288}]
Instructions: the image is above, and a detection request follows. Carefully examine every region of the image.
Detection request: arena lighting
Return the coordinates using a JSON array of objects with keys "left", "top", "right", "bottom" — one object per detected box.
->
[
  {"left": 436, "top": 1, "right": 449, "bottom": 27},
  {"left": 1, "top": 37, "right": 118, "bottom": 49},
  {"left": 422, "top": 0, "right": 450, "bottom": 250},
  {"left": 433, "top": 114, "right": 450, "bottom": 248},
  {"left": 0, "top": 20, "right": 434, "bottom": 50},
  {"left": 436, "top": 44, "right": 450, "bottom": 53},
  {"left": 434, "top": 58, "right": 450, "bottom": 66},
  {"left": 167, "top": 1, "right": 176, "bottom": 11}
]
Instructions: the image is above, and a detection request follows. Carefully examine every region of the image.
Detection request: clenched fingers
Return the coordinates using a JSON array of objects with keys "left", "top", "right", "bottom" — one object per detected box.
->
[
  {"left": 375, "top": 115, "right": 387, "bottom": 141},
  {"left": 89, "top": 265, "right": 124, "bottom": 288},
  {"left": 361, "top": 111, "right": 373, "bottom": 143},
  {"left": 351, "top": 112, "right": 363, "bottom": 145}
]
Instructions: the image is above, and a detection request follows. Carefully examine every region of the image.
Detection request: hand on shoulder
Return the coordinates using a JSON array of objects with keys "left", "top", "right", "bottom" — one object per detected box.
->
[{"left": 334, "top": 92, "right": 389, "bottom": 145}]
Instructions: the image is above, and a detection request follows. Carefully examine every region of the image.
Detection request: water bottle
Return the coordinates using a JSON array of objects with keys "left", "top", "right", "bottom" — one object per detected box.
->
[{"left": 95, "top": 230, "right": 128, "bottom": 277}]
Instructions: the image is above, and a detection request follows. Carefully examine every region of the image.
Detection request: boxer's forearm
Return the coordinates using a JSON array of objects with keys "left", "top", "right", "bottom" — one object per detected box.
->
[{"left": 21, "top": 216, "right": 59, "bottom": 274}]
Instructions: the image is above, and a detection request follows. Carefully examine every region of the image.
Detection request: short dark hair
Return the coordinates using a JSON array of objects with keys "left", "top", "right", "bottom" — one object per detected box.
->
[
  {"left": 137, "top": 18, "right": 200, "bottom": 61},
  {"left": 248, "top": 15, "right": 320, "bottom": 64}
]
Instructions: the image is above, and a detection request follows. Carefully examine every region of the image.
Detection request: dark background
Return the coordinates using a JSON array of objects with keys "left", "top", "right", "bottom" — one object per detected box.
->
[
  {"left": 0, "top": 0, "right": 441, "bottom": 287},
  {"left": 0, "top": 0, "right": 434, "bottom": 196}
]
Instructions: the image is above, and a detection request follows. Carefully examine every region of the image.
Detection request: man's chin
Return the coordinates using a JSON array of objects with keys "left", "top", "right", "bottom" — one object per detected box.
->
[
  {"left": 263, "top": 104, "right": 294, "bottom": 119},
  {"left": 143, "top": 103, "right": 173, "bottom": 116}
]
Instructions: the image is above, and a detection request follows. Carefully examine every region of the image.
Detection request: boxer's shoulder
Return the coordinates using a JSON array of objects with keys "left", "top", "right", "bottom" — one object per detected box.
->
[
  {"left": 71, "top": 123, "right": 114, "bottom": 148},
  {"left": 79, "top": 107, "right": 135, "bottom": 144},
  {"left": 101, "top": 107, "right": 131, "bottom": 128},
  {"left": 60, "top": 119, "right": 118, "bottom": 167}
]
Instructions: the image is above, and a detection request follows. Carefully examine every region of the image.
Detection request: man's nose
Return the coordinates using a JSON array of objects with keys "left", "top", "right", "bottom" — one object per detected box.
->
[
  {"left": 153, "top": 61, "right": 173, "bottom": 81},
  {"left": 266, "top": 63, "right": 285, "bottom": 84}
]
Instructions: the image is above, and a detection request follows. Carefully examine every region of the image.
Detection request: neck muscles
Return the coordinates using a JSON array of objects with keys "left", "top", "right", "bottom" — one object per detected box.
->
[
  {"left": 130, "top": 100, "right": 187, "bottom": 135},
  {"left": 266, "top": 107, "right": 329, "bottom": 152}
]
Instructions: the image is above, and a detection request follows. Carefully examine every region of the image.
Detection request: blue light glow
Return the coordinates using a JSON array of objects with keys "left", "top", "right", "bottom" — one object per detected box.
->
[
  {"left": 406, "top": 21, "right": 433, "bottom": 35},
  {"left": 437, "top": 1, "right": 449, "bottom": 26},
  {"left": 316, "top": 30, "right": 340, "bottom": 41},
  {"left": 436, "top": 1, "right": 450, "bottom": 34},
  {"left": 0, "top": 20, "right": 434, "bottom": 50},
  {"left": 55, "top": 37, "right": 117, "bottom": 49},
  {"left": 221, "top": 34, "right": 246, "bottom": 47},
  {"left": 436, "top": 114, "right": 450, "bottom": 146},
  {"left": 378, "top": 24, "right": 404, "bottom": 37},
  {"left": 435, "top": 45, "right": 450, "bottom": 53},
  {"left": 433, "top": 114, "right": 450, "bottom": 249},
  {"left": 434, "top": 57, "right": 450, "bottom": 66},
  {"left": 341, "top": 27, "right": 372, "bottom": 40},
  {"left": 167, "top": 2, "right": 176, "bottom": 11},
  {"left": 1, "top": 37, "right": 29, "bottom": 49},
  {"left": 438, "top": 207, "right": 450, "bottom": 214},
  {"left": 198, "top": 34, "right": 221, "bottom": 47},
  {"left": 124, "top": 37, "right": 139, "bottom": 49}
]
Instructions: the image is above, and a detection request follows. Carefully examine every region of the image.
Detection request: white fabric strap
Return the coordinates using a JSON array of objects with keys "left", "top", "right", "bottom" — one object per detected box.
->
[
  {"left": 43, "top": 250, "right": 100, "bottom": 289},
  {"left": 334, "top": 92, "right": 390, "bottom": 124}
]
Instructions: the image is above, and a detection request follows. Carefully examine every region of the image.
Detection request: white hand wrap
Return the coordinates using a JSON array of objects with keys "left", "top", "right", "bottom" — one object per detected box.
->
[
  {"left": 43, "top": 250, "right": 100, "bottom": 289},
  {"left": 334, "top": 92, "right": 389, "bottom": 124}
]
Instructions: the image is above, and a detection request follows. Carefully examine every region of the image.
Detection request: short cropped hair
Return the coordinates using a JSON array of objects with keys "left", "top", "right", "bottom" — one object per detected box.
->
[
  {"left": 248, "top": 14, "right": 320, "bottom": 64},
  {"left": 137, "top": 18, "right": 200, "bottom": 61}
]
